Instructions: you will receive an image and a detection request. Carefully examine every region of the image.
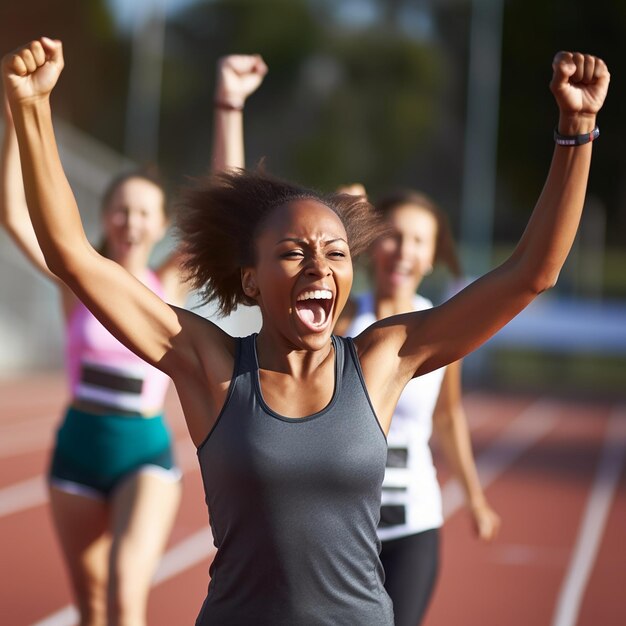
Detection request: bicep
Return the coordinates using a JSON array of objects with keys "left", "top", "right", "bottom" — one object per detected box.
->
[
  {"left": 65, "top": 246, "right": 196, "bottom": 375},
  {"left": 405, "top": 261, "right": 537, "bottom": 376}
]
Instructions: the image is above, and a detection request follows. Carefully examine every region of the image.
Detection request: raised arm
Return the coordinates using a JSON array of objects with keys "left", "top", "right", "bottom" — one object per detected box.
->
[
  {"left": 156, "top": 54, "right": 268, "bottom": 302},
  {"left": 2, "top": 38, "right": 202, "bottom": 376},
  {"left": 354, "top": 52, "right": 609, "bottom": 432},
  {"left": 1, "top": 95, "right": 52, "bottom": 276},
  {"left": 432, "top": 361, "right": 500, "bottom": 541},
  {"left": 361, "top": 52, "right": 609, "bottom": 382},
  {"left": 1, "top": 92, "right": 81, "bottom": 318},
  {"left": 211, "top": 54, "right": 267, "bottom": 172}
]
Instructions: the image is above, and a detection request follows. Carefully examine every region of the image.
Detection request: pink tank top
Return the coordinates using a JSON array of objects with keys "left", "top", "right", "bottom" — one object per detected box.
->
[{"left": 66, "top": 271, "right": 171, "bottom": 415}]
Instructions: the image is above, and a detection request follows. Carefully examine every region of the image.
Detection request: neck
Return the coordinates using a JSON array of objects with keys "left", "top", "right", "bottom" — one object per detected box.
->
[{"left": 255, "top": 328, "right": 334, "bottom": 379}]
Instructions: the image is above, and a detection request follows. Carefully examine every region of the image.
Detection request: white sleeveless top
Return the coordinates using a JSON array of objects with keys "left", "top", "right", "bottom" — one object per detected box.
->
[{"left": 345, "top": 292, "right": 445, "bottom": 540}]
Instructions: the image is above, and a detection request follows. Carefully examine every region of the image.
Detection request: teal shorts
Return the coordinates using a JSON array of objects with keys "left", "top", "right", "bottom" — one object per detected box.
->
[{"left": 49, "top": 407, "right": 180, "bottom": 498}]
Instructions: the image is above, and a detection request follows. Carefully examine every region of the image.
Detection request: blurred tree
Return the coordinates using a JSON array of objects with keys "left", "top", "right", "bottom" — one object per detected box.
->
[
  {"left": 0, "top": 0, "right": 130, "bottom": 150},
  {"left": 160, "top": 0, "right": 321, "bottom": 184},
  {"left": 3, "top": 0, "right": 623, "bottom": 250},
  {"left": 161, "top": 0, "right": 447, "bottom": 201},
  {"left": 292, "top": 34, "right": 443, "bottom": 194},
  {"left": 498, "top": 0, "right": 626, "bottom": 243}
]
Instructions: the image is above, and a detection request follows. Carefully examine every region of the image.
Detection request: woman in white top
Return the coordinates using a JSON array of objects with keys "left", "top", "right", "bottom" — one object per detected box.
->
[{"left": 336, "top": 189, "right": 501, "bottom": 625}]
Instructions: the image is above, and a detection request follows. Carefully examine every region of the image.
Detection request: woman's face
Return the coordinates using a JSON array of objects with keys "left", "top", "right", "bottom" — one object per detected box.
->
[
  {"left": 243, "top": 198, "right": 353, "bottom": 351},
  {"left": 370, "top": 203, "right": 438, "bottom": 298},
  {"left": 102, "top": 177, "right": 167, "bottom": 263}
]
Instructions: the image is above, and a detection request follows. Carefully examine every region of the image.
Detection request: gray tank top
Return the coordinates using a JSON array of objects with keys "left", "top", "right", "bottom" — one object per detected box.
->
[{"left": 196, "top": 334, "right": 394, "bottom": 625}]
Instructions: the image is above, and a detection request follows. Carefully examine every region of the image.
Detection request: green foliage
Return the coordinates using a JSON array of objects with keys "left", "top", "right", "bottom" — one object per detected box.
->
[
  {"left": 498, "top": 0, "right": 626, "bottom": 244},
  {"left": 293, "top": 34, "right": 443, "bottom": 192},
  {"left": 2, "top": 0, "right": 624, "bottom": 250},
  {"left": 0, "top": 0, "right": 128, "bottom": 148},
  {"left": 161, "top": 0, "right": 445, "bottom": 197}
]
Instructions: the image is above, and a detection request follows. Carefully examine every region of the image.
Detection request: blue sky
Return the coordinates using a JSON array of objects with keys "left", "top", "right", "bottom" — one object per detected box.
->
[
  {"left": 105, "top": 0, "right": 433, "bottom": 39},
  {"left": 105, "top": 0, "right": 201, "bottom": 29}
]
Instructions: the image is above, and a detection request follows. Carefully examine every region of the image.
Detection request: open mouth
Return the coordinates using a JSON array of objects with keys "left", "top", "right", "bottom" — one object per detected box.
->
[
  {"left": 295, "top": 289, "right": 334, "bottom": 331},
  {"left": 388, "top": 263, "right": 415, "bottom": 284}
]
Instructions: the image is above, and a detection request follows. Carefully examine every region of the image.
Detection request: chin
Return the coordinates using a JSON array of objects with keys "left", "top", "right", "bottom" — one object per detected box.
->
[{"left": 295, "top": 327, "right": 334, "bottom": 352}]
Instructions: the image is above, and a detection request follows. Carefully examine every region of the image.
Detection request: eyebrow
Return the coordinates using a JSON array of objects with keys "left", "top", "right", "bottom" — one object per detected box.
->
[{"left": 275, "top": 237, "right": 348, "bottom": 246}]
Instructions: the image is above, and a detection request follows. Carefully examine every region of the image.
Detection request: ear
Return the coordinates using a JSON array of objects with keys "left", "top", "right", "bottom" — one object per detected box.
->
[{"left": 241, "top": 267, "right": 259, "bottom": 299}]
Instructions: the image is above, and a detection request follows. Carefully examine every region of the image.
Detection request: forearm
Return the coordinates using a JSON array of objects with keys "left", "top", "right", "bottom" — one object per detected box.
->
[
  {"left": 211, "top": 108, "right": 245, "bottom": 172},
  {"left": 11, "top": 97, "right": 91, "bottom": 277},
  {"left": 511, "top": 130, "right": 593, "bottom": 292},
  {"left": 435, "top": 409, "right": 487, "bottom": 508},
  {"left": 0, "top": 120, "right": 25, "bottom": 229},
  {"left": 510, "top": 52, "right": 606, "bottom": 293},
  {"left": 1, "top": 110, "right": 55, "bottom": 274},
  {"left": 210, "top": 54, "right": 267, "bottom": 172}
]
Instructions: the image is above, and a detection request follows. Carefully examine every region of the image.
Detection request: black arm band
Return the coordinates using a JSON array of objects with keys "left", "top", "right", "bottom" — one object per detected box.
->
[{"left": 554, "top": 126, "right": 599, "bottom": 146}]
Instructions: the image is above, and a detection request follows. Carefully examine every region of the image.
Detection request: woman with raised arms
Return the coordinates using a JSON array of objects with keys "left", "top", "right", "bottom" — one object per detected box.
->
[{"left": 2, "top": 37, "right": 608, "bottom": 625}]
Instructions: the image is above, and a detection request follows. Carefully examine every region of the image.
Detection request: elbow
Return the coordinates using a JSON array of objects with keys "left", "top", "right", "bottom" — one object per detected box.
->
[
  {"left": 511, "top": 256, "right": 560, "bottom": 296},
  {"left": 43, "top": 242, "right": 86, "bottom": 283},
  {"left": 44, "top": 254, "right": 69, "bottom": 280},
  {"left": 525, "top": 268, "right": 560, "bottom": 295}
]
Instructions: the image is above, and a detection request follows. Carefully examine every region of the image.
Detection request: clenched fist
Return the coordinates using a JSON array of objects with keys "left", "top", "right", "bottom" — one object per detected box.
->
[
  {"left": 2, "top": 37, "right": 64, "bottom": 106},
  {"left": 550, "top": 51, "right": 609, "bottom": 135},
  {"left": 215, "top": 54, "right": 268, "bottom": 109}
]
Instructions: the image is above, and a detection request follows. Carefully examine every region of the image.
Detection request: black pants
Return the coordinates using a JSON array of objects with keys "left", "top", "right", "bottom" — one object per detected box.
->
[{"left": 380, "top": 528, "right": 440, "bottom": 626}]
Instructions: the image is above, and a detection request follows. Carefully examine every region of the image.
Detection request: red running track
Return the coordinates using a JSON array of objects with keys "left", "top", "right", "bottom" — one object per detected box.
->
[{"left": 1, "top": 372, "right": 625, "bottom": 626}]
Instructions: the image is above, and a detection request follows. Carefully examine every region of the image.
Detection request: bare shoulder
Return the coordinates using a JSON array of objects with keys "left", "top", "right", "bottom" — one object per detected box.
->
[
  {"left": 352, "top": 308, "right": 431, "bottom": 378},
  {"left": 172, "top": 306, "right": 237, "bottom": 379},
  {"left": 351, "top": 318, "right": 402, "bottom": 371},
  {"left": 168, "top": 307, "right": 239, "bottom": 446},
  {"left": 348, "top": 318, "right": 416, "bottom": 434}
]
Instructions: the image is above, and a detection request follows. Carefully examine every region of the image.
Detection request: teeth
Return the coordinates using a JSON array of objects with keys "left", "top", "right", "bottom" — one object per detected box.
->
[{"left": 297, "top": 289, "right": 333, "bottom": 301}]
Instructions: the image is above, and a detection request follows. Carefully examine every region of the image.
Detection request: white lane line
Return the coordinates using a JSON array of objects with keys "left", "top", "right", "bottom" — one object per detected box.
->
[
  {"left": 0, "top": 476, "right": 47, "bottom": 517},
  {"left": 441, "top": 398, "right": 561, "bottom": 518},
  {"left": 30, "top": 606, "right": 78, "bottom": 626},
  {"left": 0, "top": 438, "right": 198, "bottom": 519},
  {"left": 153, "top": 527, "right": 215, "bottom": 584},
  {"left": 551, "top": 406, "right": 626, "bottom": 626},
  {"left": 31, "top": 528, "right": 216, "bottom": 626}
]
